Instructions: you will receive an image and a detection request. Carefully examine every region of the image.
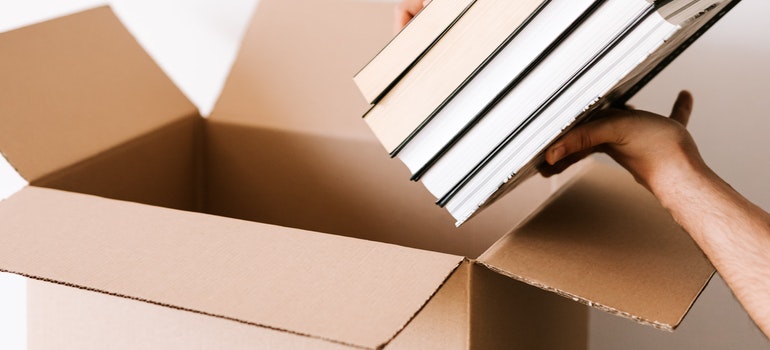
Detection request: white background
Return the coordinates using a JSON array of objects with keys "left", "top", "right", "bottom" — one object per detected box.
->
[{"left": 1, "top": 0, "right": 769, "bottom": 349}]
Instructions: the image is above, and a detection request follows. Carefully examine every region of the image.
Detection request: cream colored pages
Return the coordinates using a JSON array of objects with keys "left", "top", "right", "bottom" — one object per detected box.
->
[
  {"left": 364, "top": 0, "right": 546, "bottom": 152},
  {"left": 354, "top": 0, "right": 476, "bottom": 103}
]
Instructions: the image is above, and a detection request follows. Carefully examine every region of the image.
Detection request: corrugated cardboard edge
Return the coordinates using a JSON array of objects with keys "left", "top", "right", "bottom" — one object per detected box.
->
[
  {"left": 477, "top": 262, "right": 715, "bottom": 331},
  {"left": 467, "top": 261, "right": 588, "bottom": 350},
  {"left": 0, "top": 184, "right": 467, "bottom": 349},
  {"left": 475, "top": 158, "right": 712, "bottom": 331},
  {"left": 0, "top": 186, "right": 468, "bottom": 349},
  {"left": 0, "top": 259, "right": 467, "bottom": 350}
]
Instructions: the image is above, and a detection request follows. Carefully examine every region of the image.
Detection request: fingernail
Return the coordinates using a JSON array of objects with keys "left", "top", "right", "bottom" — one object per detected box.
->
[{"left": 550, "top": 145, "right": 565, "bottom": 164}]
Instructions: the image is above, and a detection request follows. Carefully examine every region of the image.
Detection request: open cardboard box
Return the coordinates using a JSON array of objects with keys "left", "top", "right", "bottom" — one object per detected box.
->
[{"left": 0, "top": 0, "right": 714, "bottom": 349}]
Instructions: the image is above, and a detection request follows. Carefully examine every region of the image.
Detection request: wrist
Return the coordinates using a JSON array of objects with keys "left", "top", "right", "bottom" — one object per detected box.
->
[{"left": 646, "top": 149, "right": 714, "bottom": 211}]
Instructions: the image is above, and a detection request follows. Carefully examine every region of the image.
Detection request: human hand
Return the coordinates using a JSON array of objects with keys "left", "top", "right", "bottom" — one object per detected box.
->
[
  {"left": 394, "top": 0, "right": 431, "bottom": 33},
  {"left": 546, "top": 92, "right": 770, "bottom": 338},
  {"left": 542, "top": 91, "right": 708, "bottom": 194}
]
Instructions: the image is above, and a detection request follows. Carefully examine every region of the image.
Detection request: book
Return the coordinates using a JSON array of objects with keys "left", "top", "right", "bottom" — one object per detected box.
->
[
  {"left": 353, "top": 0, "right": 476, "bottom": 104},
  {"left": 422, "top": 0, "right": 662, "bottom": 204},
  {"left": 356, "top": 0, "right": 741, "bottom": 225},
  {"left": 363, "top": 0, "right": 548, "bottom": 153},
  {"left": 396, "top": 0, "right": 602, "bottom": 177},
  {"left": 439, "top": 0, "right": 740, "bottom": 225}
]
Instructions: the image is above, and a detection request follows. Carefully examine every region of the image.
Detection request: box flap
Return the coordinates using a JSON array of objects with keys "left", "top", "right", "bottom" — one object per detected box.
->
[
  {"left": 205, "top": 122, "right": 556, "bottom": 259},
  {"left": 28, "top": 280, "right": 357, "bottom": 350},
  {"left": 478, "top": 160, "right": 714, "bottom": 330},
  {"left": 386, "top": 260, "right": 471, "bottom": 349},
  {"left": 0, "top": 6, "right": 198, "bottom": 183},
  {"left": 0, "top": 187, "right": 464, "bottom": 349},
  {"left": 469, "top": 262, "right": 588, "bottom": 349},
  {"left": 210, "top": 0, "right": 392, "bottom": 140}
]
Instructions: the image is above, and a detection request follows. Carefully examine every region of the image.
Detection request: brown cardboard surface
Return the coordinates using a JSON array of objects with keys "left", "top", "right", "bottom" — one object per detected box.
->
[
  {"left": 205, "top": 120, "right": 553, "bottom": 258},
  {"left": 478, "top": 161, "right": 714, "bottom": 329},
  {"left": 35, "top": 115, "right": 202, "bottom": 212},
  {"left": 470, "top": 263, "right": 588, "bottom": 350},
  {"left": 387, "top": 260, "right": 471, "bottom": 350},
  {"left": 0, "top": 187, "right": 464, "bottom": 349},
  {"left": 204, "top": 0, "right": 555, "bottom": 259},
  {"left": 0, "top": 6, "right": 197, "bottom": 182},
  {"left": 0, "top": 0, "right": 709, "bottom": 346},
  {"left": 27, "top": 280, "right": 355, "bottom": 350},
  {"left": 210, "top": 0, "right": 392, "bottom": 141}
]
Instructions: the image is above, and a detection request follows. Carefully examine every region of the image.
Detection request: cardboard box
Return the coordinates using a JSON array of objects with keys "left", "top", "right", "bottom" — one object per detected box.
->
[{"left": 0, "top": 0, "right": 713, "bottom": 348}]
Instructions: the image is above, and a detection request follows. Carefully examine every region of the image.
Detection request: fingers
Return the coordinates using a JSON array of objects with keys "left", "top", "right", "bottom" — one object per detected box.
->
[
  {"left": 669, "top": 90, "right": 694, "bottom": 126},
  {"left": 394, "top": 0, "right": 426, "bottom": 33},
  {"left": 539, "top": 148, "right": 595, "bottom": 177},
  {"left": 545, "top": 117, "right": 624, "bottom": 165},
  {"left": 394, "top": 9, "right": 412, "bottom": 33}
]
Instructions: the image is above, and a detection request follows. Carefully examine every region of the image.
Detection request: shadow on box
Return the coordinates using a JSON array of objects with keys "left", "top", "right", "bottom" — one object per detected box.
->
[
  {"left": 0, "top": 0, "right": 592, "bottom": 347},
  {"left": 27, "top": 114, "right": 587, "bottom": 349}
]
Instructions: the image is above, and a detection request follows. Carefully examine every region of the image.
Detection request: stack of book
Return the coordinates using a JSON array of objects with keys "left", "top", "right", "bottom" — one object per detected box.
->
[{"left": 354, "top": 0, "right": 741, "bottom": 226}]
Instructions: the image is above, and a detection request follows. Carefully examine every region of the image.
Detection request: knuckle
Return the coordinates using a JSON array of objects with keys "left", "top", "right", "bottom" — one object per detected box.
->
[{"left": 578, "top": 129, "right": 593, "bottom": 150}]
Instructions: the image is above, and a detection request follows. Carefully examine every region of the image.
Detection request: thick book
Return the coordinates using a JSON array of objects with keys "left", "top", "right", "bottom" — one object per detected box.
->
[
  {"left": 357, "top": 0, "right": 741, "bottom": 225},
  {"left": 362, "top": 0, "right": 548, "bottom": 153},
  {"left": 423, "top": 0, "right": 661, "bottom": 206},
  {"left": 353, "top": 0, "right": 476, "bottom": 104},
  {"left": 397, "top": 0, "right": 603, "bottom": 177},
  {"left": 447, "top": 0, "right": 740, "bottom": 224}
]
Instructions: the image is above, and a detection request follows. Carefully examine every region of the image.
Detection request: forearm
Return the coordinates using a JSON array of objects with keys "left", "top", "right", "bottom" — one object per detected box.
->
[
  {"left": 541, "top": 90, "right": 769, "bottom": 333},
  {"left": 652, "top": 160, "right": 770, "bottom": 336}
]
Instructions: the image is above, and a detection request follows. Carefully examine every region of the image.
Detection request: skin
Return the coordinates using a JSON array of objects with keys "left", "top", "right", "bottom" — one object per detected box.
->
[
  {"left": 393, "top": 2, "right": 770, "bottom": 336},
  {"left": 543, "top": 91, "right": 770, "bottom": 337},
  {"left": 394, "top": 0, "right": 431, "bottom": 33}
]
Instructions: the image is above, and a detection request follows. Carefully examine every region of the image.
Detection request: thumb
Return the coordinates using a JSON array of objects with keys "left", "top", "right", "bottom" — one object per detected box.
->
[
  {"left": 669, "top": 90, "right": 693, "bottom": 126},
  {"left": 545, "top": 117, "right": 626, "bottom": 165}
]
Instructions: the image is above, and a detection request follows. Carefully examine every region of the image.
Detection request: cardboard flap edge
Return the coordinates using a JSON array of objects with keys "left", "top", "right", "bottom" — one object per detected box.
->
[
  {"left": 0, "top": 186, "right": 465, "bottom": 348},
  {"left": 0, "top": 6, "right": 198, "bottom": 182},
  {"left": 209, "top": 0, "right": 392, "bottom": 139},
  {"left": 477, "top": 159, "right": 714, "bottom": 329}
]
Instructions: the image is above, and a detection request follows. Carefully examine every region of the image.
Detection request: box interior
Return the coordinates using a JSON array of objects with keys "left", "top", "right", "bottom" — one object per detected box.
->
[
  {"left": 0, "top": 3, "right": 578, "bottom": 347},
  {"left": 0, "top": 1, "right": 554, "bottom": 259},
  {"left": 0, "top": 0, "right": 714, "bottom": 340}
]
